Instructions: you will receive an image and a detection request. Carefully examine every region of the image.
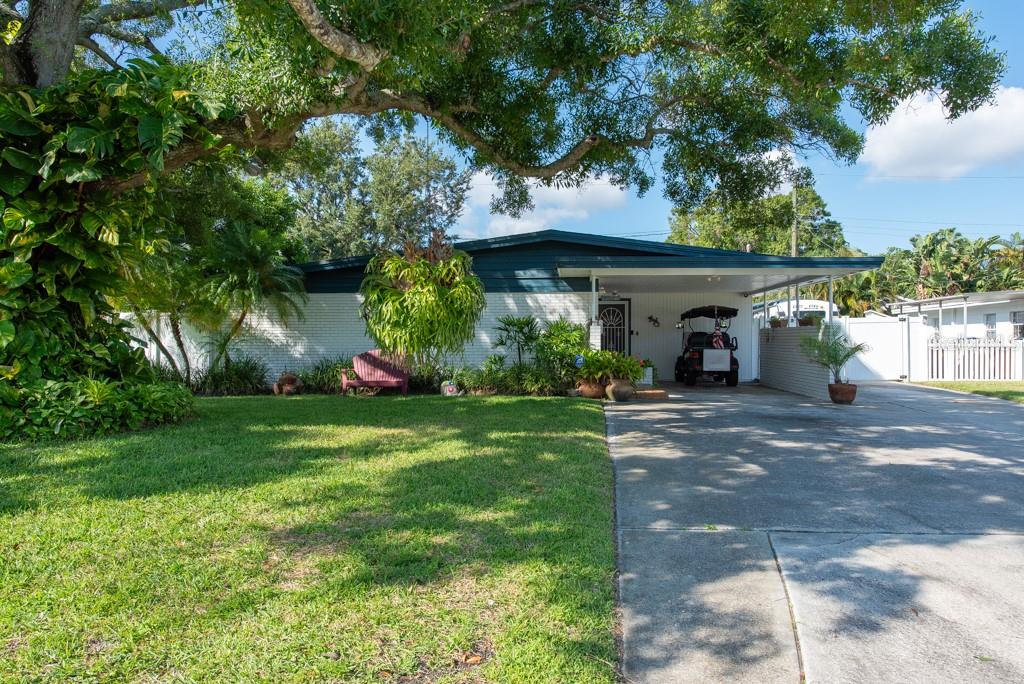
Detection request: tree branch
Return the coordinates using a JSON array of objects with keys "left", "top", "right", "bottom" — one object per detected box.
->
[
  {"left": 0, "top": 2, "right": 22, "bottom": 21},
  {"left": 286, "top": 0, "right": 386, "bottom": 71},
  {"left": 92, "top": 25, "right": 163, "bottom": 54},
  {"left": 78, "top": 36, "right": 121, "bottom": 69},
  {"left": 80, "top": 0, "right": 202, "bottom": 27}
]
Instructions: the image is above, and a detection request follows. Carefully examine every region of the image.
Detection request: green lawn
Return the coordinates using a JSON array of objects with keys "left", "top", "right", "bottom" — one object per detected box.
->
[
  {"left": 918, "top": 381, "right": 1024, "bottom": 404},
  {"left": 0, "top": 395, "right": 615, "bottom": 683}
]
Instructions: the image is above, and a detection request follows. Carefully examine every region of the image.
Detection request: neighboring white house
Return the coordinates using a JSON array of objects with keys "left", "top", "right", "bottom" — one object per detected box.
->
[{"left": 886, "top": 290, "right": 1024, "bottom": 341}]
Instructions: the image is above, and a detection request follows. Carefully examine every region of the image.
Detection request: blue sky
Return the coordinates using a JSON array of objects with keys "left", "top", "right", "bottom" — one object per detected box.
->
[{"left": 455, "top": 1, "right": 1024, "bottom": 255}]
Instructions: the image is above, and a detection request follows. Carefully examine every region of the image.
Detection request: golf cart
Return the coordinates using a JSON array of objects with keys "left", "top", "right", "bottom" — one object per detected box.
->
[{"left": 673, "top": 305, "right": 740, "bottom": 387}]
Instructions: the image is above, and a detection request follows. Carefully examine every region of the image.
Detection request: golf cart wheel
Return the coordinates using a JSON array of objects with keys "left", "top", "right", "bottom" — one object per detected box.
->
[
  {"left": 684, "top": 371, "right": 697, "bottom": 386},
  {"left": 725, "top": 369, "right": 739, "bottom": 387}
]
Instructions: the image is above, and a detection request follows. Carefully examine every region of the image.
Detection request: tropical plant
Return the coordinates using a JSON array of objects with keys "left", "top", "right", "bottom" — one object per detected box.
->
[
  {"left": 0, "top": 379, "right": 193, "bottom": 443},
  {"left": 534, "top": 318, "right": 589, "bottom": 388},
  {"left": 359, "top": 231, "right": 486, "bottom": 370},
  {"left": 192, "top": 356, "right": 270, "bottom": 396},
  {"left": 205, "top": 223, "right": 308, "bottom": 369},
  {"left": 800, "top": 324, "right": 869, "bottom": 385},
  {"left": 494, "top": 315, "right": 542, "bottom": 365},
  {"left": 296, "top": 356, "right": 355, "bottom": 393},
  {"left": 608, "top": 355, "right": 644, "bottom": 382},
  {"left": 577, "top": 350, "right": 617, "bottom": 384}
]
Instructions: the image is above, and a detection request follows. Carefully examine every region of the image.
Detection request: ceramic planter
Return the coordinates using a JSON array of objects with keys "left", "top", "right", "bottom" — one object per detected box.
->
[
  {"left": 577, "top": 381, "right": 607, "bottom": 399},
  {"left": 273, "top": 373, "right": 302, "bottom": 395},
  {"left": 828, "top": 382, "right": 857, "bottom": 404},
  {"left": 605, "top": 378, "right": 634, "bottom": 402},
  {"left": 639, "top": 367, "right": 655, "bottom": 386}
]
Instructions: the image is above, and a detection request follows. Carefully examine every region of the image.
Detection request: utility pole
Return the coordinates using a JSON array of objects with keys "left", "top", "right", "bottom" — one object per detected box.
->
[{"left": 789, "top": 176, "right": 798, "bottom": 324}]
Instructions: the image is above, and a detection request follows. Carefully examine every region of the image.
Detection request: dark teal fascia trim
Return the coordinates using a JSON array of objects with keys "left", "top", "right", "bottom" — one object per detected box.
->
[{"left": 555, "top": 255, "right": 884, "bottom": 269}]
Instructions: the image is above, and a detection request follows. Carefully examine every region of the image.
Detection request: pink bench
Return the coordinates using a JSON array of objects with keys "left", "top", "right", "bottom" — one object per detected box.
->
[{"left": 341, "top": 350, "right": 409, "bottom": 396}]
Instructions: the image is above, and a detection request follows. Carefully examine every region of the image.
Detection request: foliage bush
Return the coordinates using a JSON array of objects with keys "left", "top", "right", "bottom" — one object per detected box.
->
[
  {"left": 359, "top": 232, "right": 485, "bottom": 369},
  {"left": 192, "top": 357, "right": 269, "bottom": 396},
  {"left": 577, "top": 350, "right": 642, "bottom": 384},
  {"left": 0, "top": 379, "right": 193, "bottom": 442},
  {"left": 534, "top": 318, "right": 590, "bottom": 388},
  {"left": 295, "top": 356, "right": 354, "bottom": 394}
]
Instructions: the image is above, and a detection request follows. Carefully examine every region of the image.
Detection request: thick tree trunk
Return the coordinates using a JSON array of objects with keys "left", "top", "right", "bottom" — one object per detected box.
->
[{"left": 5, "top": 0, "right": 86, "bottom": 87}]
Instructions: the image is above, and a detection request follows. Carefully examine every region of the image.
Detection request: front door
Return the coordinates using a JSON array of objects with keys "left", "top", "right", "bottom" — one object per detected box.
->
[{"left": 599, "top": 301, "right": 630, "bottom": 354}]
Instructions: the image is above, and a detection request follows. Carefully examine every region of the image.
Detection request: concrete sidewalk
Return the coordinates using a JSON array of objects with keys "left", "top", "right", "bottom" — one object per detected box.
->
[{"left": 609, "top": 383, "right": 1024, "bottom": 683}]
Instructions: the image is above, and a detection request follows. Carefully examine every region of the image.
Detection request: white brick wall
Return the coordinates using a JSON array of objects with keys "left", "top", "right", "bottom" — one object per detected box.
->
[
  {"left": 136, "top": 291, "right": 591, "bottom": 381},
  {"left": 758, "top": 327, "right": 831, "bottom": 400}
]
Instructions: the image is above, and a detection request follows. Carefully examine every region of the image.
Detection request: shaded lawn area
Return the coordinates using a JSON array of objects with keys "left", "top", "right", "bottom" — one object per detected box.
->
[
  {"left": 0, "top": 395, "right": 615, "bottom": 683},
  {"left": 918, "top": 381, "right": 1024, "bottom": 405}
]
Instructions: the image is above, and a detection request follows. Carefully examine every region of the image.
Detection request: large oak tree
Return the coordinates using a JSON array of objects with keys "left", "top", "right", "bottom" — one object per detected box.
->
[
  {"left": 0, "top": 1, "right": 1006, "bottom": 202},
  {"left": 0, "top": 0, "right": 1007, "bottom": 390}
]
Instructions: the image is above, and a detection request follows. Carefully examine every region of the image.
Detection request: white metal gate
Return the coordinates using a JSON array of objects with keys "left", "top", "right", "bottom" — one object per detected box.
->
[{"left": 927, "top": 338, "right": 1023, "bottom": 380}]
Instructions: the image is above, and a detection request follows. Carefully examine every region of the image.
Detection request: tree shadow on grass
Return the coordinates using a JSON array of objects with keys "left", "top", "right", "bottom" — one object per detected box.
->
[{"left": 0, "top": 394, "right": 617, "bottom": 679}]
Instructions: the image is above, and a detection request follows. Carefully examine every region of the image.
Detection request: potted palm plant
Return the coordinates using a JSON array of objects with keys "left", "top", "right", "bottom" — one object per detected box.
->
[{"left": 799, "top": 323, "right": 869, "bottom": 404}]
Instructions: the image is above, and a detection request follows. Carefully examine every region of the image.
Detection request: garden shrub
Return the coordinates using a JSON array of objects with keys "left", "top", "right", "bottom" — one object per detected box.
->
[
  {"left": 295, "top": 356, "right": 353, "bottom": 393},
  {"left": 192, "top": 356, "right": 269, "bottom": 396},
  {"left": 0, "top": 378, "right": 193, "bottom": 442}
]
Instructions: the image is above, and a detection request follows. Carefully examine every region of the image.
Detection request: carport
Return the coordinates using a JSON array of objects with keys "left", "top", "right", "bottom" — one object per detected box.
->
[{"left": 558, "top": 253, "right": 881, "bottom": 388}]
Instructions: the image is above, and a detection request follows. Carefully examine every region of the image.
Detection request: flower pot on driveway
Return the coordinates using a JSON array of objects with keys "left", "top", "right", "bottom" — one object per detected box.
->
[
  {"left": 605, "top": 378, "right": 634, "bottom": 402},
  {"left": 577, "top": 381, "right": 607, "bottom": 399},
  {"left": 828, "top": 382, "right": 857, "bottom": 404}
]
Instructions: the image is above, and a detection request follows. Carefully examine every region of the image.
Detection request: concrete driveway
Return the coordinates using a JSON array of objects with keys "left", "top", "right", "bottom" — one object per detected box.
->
[{"left": 608, "top": 383, "right": 1024, "bottom": 683}]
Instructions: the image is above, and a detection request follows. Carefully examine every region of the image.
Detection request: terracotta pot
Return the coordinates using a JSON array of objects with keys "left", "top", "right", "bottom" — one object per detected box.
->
[
  {"left": 605, "top": 378, "right": 634, "bottom": 402},
  {"left": 769, "top": 320, "right": 784, "bottom": 329},
  {"left": 273, "top": 373, "right": 302, "bottom": 396},
  {"left": 828, "top": 383, "right": 857, "bottom": 405},
  {"left": 577, "top": 381, "right": 607, "bottom": 399}
]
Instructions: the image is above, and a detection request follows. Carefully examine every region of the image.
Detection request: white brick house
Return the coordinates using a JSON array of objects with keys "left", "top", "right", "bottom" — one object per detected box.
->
[{"left": 141, "top": 230, "right": 881, "bottom": 389}]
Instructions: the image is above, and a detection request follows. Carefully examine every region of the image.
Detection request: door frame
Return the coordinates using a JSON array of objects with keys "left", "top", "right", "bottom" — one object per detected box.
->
[{"left": 598, "top": 298, "right": 632, "bottom": 355}]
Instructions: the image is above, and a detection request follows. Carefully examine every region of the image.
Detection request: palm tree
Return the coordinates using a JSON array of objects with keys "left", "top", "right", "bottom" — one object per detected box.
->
[{"left": 206, "top": 223, "right": 308, "bottom": 369}]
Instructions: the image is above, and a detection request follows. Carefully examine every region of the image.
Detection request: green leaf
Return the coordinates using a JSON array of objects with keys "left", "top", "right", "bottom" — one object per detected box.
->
[
  {"left": 66, "top": 126, "right": 116, "bottom": 157},
  {"left": 0, "top": 261, "right": 33, "bottom": 288},
  {"left": 137, "top": 115, "right": 163, "bottom": 149},
  {"left": 0, "top": 320, "right": 14, "bottom": 349},
  {"left": 0, "top": 171, "right": 32, "bottom": 196},
  {"left": 60, "top": 161, "right": 103, "bottom": 183},
  {"left": 2, "top": 147, "right": 40, "bottom": 174},
  {"left": 81, "top": 212, "right": 103, "bottom": 237},
  {"left": 0, "top": 114, "right": 39, "bottom": 137}
]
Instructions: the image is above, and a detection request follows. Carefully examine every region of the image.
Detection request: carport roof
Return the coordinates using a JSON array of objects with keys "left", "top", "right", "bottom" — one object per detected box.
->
[{"left": 557, "top": 254, "right": 882, "bottom": 296}]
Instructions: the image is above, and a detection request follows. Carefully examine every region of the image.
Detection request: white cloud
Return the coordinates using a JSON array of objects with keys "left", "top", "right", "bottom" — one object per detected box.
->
[
  {"left": 861, "top": 86, "right": 1024, "bottom": 179},
  {"left": 456, "top": 173, "right": 628, "bottom": 239}
]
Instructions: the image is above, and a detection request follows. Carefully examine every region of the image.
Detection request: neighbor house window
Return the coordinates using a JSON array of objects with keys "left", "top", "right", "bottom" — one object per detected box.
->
[
  {"left": 985, "top": 313, "right": 997, "bottom": 340},
  {"left": 1013, "top": 311, "right": 1024, "bottom": 340}
]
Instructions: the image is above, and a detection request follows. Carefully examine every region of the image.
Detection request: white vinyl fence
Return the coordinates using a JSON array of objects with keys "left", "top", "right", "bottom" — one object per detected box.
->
[{"left": 927, "top": 338, "right": 1024, "bottom": 381}]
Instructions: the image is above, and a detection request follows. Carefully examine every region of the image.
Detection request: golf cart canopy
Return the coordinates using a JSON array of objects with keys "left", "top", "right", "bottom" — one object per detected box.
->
[{"left": 679, "top": 305, "right": 739, "bottom": 321}]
